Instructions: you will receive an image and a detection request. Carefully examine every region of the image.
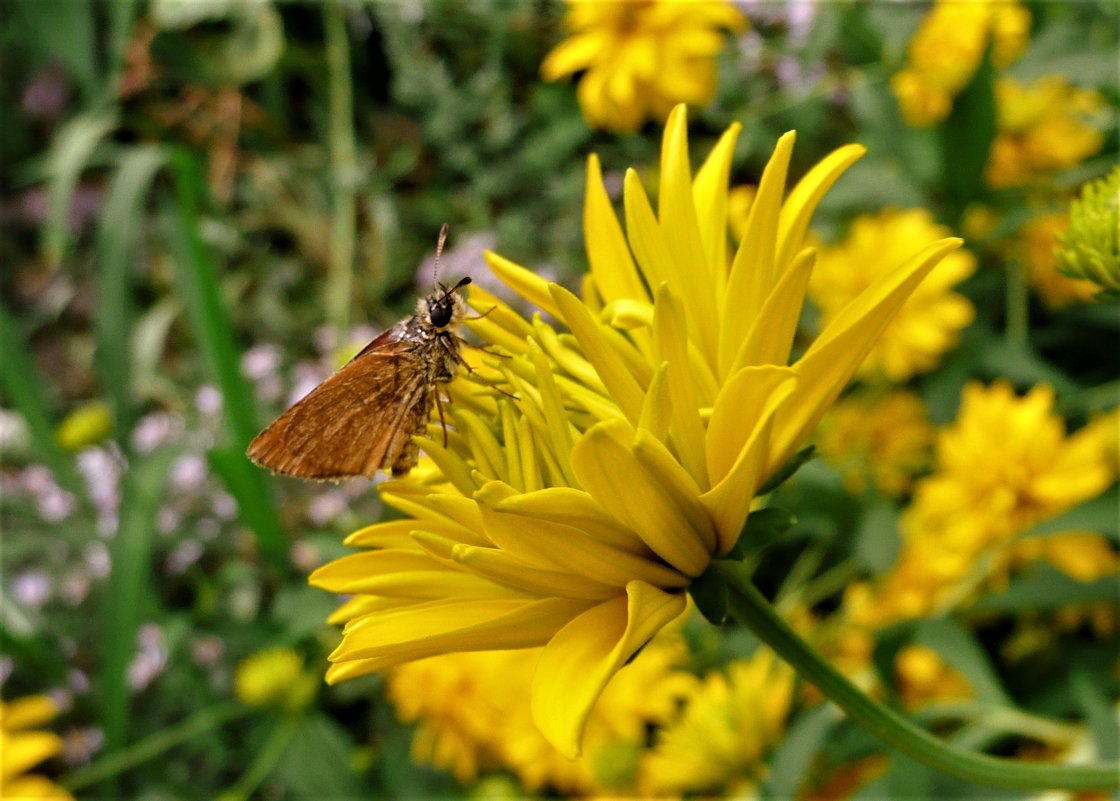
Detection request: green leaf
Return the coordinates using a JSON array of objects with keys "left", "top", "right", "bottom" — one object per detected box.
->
[
  {"left": 689, "top": 563, "right": 730, "bottom": 625},
  {"left": 967, "top": 565, "right": 1119, "bottom": 614},
  {"left": 273, "top": 714, "right": 368, "bottom": 799},
  {"left": 1019, "top": 493, "right": 1119, "bottom": 543},
  {"left": 1071, "top": 670, "right": 1119, "bottom": 762},
  {"left": 43, "top": 111, "right": 118, "bottom": 267},
  {"left": 763, "top": 705, "right": 838, "bottom": 799},
  {"left": 740, "top": 507, "right": 797, "bottom": 556},
  {"left": 939, "top": 47, "right": 997, "bottom": 216},
  {"left": 11, "top": 0, "right": 100, "bottom": 99},
  {"left": 95, "top": 145, "right": 167, "bottom": 449},
  {"left": 166, "top": 149, "right": 287, "bottom": 572},
  {"left": 853, "top": 500, "right": 901, "bottom": 575},
  {"left": 759, "top": 446, "right": 816, "bottom": 495},
  {"left": 97, "top": 448, "right": 176, "bottom": 763}
]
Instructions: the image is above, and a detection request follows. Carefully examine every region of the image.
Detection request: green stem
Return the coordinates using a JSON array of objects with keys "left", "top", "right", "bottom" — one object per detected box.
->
[
  {"left": 324, "top": 0, "right": 357, "bottom": 332},
  {"left": 219, "top": 714, "right": 301, "bottom": 801},
  {"left": 715, "top": 560, "right": 1118, "bottom": 791},
  {"left": 1005, "top": 258, "right": 1029, "bottom": 346},
  {"left": 63, "top": 702, "right": 248, "bottom": 792}
]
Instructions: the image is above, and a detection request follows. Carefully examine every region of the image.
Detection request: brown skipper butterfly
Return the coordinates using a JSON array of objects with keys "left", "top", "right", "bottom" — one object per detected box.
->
[{"left": 247, "top": 225, "right": 472, "bottom": 479}]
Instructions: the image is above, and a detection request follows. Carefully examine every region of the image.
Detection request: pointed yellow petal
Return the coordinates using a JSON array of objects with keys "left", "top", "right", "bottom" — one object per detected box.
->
[
  {"left": 485, "top": 250, "right": 563, "bottom": 319},
  {"left": 550, "top": 283, "right": 646, "bottom": 425},
  {"left": 707, "top": 365, "right": 799, "bottom": 483},
  {"left": 330, "top": 596, "right": 592, "bottom": 669},
  {"left": 584, "top": 154, "right": 648, "bottom": 304},
  {"left": 771, "top": 238, "right": 964, "bottom": 469},
  {"left": 721, "top": 131, "right": 796, "bottom": 377},
  {"left": 775, "top": 143, "right": 866, "bottom": 273},
  {"left": 571, "top": 419, "right": 711, "bottom": 576},
  {"left": 658, "top": 105, "right": 719, "bottom": 365},
  {"left": 623, "top": 168, "right": 673, "bottom": 290},
  {"left": 632, "top": 428, "right": 717, "bottom": 554},
  {"left": 531, "top": 581, "right": 687, "bottom": 757},
  {"left": 693, "top": 122, "right": 742, "bottom": 297},
  {"left": 638, "top": 362, "right": 672, "bottom": 444},
  {"left": 732, "top": 247, "right": 816, "bottom": 372},
  {"left": 447, "top": 542, "right": 619, "bottom": 601},
  {"left": 308, "top": 550, "right": 513, "bottom": 600},
  {"left": 652, "top": 284, "right": 708, "bottom": 487}
]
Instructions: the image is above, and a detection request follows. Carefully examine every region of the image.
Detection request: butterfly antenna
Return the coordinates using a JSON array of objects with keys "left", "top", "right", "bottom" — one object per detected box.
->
[{"left": 433, "top": 223, "right": 449, "bottom": 285}]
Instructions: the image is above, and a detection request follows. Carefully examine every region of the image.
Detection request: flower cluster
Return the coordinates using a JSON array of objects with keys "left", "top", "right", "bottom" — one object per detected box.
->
[
  {"left": 890, "top": 0, "right": 1030, "bottom": 127},
  {"left": 985, "top": 76, "right": 1106, "bottom": 189},
  {"left": 541, "top": 0, "right": 746, "bottom": 132},
  {"left": 848, "top": 381, "right": 1116, "bottom": 626},
  {"left": 1056, "top": 167, "right": 1120, "bottom": 298},
  {"left": 1018, "top": 212, "right": 1101, "bottom": 308},
  {"left": 309, "top": 106, "right": 962, "bottom": 755}
]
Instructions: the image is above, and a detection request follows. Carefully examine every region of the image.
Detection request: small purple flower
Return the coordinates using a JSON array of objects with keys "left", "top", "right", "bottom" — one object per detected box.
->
[
  {"left": 166, "top": 540, "right": 204, "bottom": 575},
  {"left": 13, "top": 569, "right": 52, "bottom": 609}
]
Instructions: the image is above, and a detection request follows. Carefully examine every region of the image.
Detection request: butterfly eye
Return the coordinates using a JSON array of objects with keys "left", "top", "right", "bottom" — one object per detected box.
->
[{"left": 430, "top": 301, "right": 453, "bottom": 328}]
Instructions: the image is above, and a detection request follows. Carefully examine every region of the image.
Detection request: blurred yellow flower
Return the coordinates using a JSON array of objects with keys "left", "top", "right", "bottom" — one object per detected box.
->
[
  {"left": 986, "top": 76, "right": 1105, "bottom": 189},
  {"left": 0, "top": 694, "right": 73, "bottom": 801},
  {"left": 810, "top": 209, "right": 976, "bottom": 382},
  {"left": 894, "top": 644, "right": 973, "bottom": 710},
  {"left": 1056, "top": 167, "right": 1120, "bottom": 297},
  {"left": 541, "top": 0, "right": 746, "bottom": 132},
  {"left": 1018, "top": 212, "right": 1100, "bottom": 308},
  {"left": 856, "top": 381, "right": 1115, "bottom": 625},
  {"left": 55, "top": 401, "right": 112, "bottom": 452},
  {"left": 638, "top": 649, "right": 793, "bottom": 796},
  {"left": 891, "top": 0, "right": 1030, "bottom": 127},
  {"left": 386, "top": 635, "right": 697, "bottom": 794},
  {"left": 310, "top": 106, "right": 963, "bottom": 757},
  {"left": 234, "top": 648, "right": 317, "bottom": 712},
  {"left": 816, "top": 389, "right": 935, "bottom": 497},
  {"left": 727, "top": 183, "right": 757, "bottom": 243}
]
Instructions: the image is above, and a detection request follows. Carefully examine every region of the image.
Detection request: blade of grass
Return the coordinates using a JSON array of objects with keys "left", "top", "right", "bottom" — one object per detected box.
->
[
  {"left": 97, "top": 447, "right": 176, "bottom": 780},
  {"left": 95, "top": 146, "right": 167, "bottom": 449},
  {"left": 43, "top": 111, "right": 118, "bottom": 267},
  {"left": 0, "top": 301, "right": 84, "bottom": 497},
  {"left": 165, "top": 149, "right": 287, "bottom": 572}
]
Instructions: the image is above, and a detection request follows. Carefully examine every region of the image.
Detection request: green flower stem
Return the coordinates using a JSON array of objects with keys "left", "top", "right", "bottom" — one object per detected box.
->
[
  {"left": 715, "top": 560, "right": 1119, "bottom": 791},
  {"left": 1005, "top": 258, "right": 1029, "bottom": 345},
  {"left": 219, "top": 714, "right": 301, "bottom": 801},
  {"left": 62, "top": 702, "right": 248, "bottom": 792}
]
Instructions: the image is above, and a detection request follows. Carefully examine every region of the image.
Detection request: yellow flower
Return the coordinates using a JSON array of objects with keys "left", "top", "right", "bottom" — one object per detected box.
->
[
  {"left": 234, "top": 648, "right": 317, "bottom": 712},
  {"left": 809, "top": 209, "right": 976, "bottom": 382},
  {"left": 540, "top": 0, "right": 746, "bottom": 132},
  {"left": 310, "top": 105, "right": 963, "bottom": 757},
  {"left": 55, "top": 401, "right": 112, "bottom": 452},
  {"left": 1018, "top": 212, "right": 1100, "bottom": 308},
  {"left": 726, "top": 183, "right": 756, "bottom": 244},
  {"left": 0, "top": 694, "right": 73, "bottom": 801},
  {"left": 985, "top": 76, "right": 1105, "bottom": 189},
  {"left": 891, "top": 0, "right": 1030, "bottom": 127},
  {"left": 1056, "top": 167, "right": 1120, "bottom": 297},
  {"left": 638, "top": 649, "right": 793, "bottom": 796},
  {"left": 894, "top": 644, "right": 973, "bottom": 710},
  {"left": 386, "top": 635, "right": 697, "bottom": 794},
  {"left": 856, "top": 381, "right": 1114, "bottom": 624},
  {"left": 816, "top": 389, "right": 935, "bottom": 497}
]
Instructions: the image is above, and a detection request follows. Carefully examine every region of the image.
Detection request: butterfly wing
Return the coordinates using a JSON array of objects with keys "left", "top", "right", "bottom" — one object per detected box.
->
[{"left": 246, "top": 330, "right": 430, "bottom": 480}]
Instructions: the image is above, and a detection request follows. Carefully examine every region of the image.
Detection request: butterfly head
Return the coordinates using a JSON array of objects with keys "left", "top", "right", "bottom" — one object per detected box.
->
[{"left": 424, "top": 276, "right": 472, "bottom": 330}]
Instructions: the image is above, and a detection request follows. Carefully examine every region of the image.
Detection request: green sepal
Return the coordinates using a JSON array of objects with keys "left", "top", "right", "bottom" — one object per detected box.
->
[
  {"left": 758, "top": 445, "right": 815, "bottom": 495},
  {"left": 690, "top": 562, "right": 730, "bottom": 625}
]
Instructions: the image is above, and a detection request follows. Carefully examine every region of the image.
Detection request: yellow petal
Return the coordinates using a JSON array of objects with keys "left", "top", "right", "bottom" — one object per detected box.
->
[
  {"left": 771, "top": 238, "right": 963, "bottom": 470},
  {"left": 721, "top": 131, "right": 796, "bottom": 377},
  {"left": 550, "top": 283, "right": 646, "bottom": 425},
  {"left": 658, "top": 104, "right": 719, "bottom": 366},
  {"left": 707, "top": 365, "right": 799, "bottom": 483},
  {"left": 775, "top": 143, "right": 866, "bottom": 273},
  {"left": 638, "top": 362, "right": 673, "bottom": 443},
  {"left": 447, "top": 542, "right": 621, "bottom": 600},
  {"left": 693, "top": 121, "right": 742, "bottom": 297},
  {"left": 652, "top": 284, "right": 708, "bottom": 486},
  {"left": 484, "top": 250, "right": 563, "bottom": 319},
  {"left": 329, "top": 596, "right": 592, "bottom": 669},
  {"left": 571, "top": 419, "right": 711, "bottom": 576},
  {"left": 308, "top": 550, "right": 515, "bottom": 600},
  {"left": 585, "top": 153, "right": 649, "bottom": 304},
  {"left": 732, "top": 247, "right": 816, "bottom": 371},
  {"left": 1, "top": 695, "right": 59, "bottom": 730},
  {"left": 1, "top": 731, "right": 63, "bottom": 778},
  {"left": 531, "top": 581, "right": 687, "bottom": 757}
]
